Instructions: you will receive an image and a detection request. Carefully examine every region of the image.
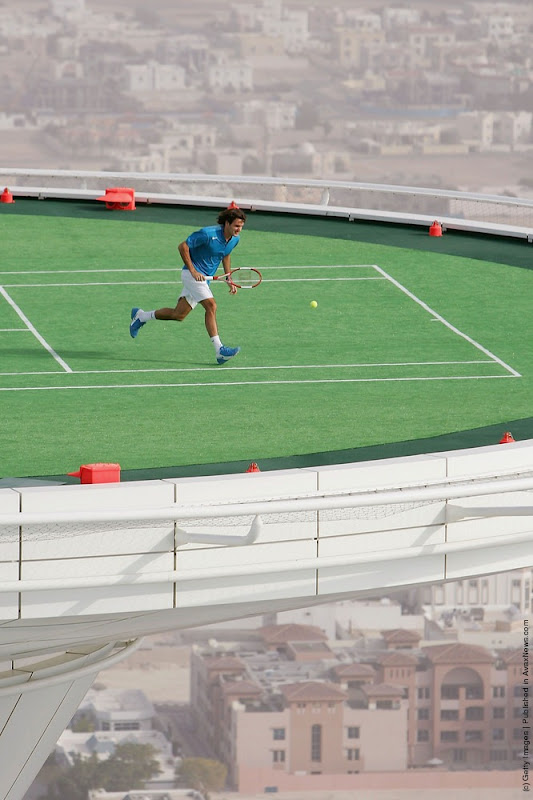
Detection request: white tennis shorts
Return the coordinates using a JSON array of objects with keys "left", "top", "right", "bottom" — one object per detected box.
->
[{"left": 179, "top": 267, "right": 214, "bottom": 309}]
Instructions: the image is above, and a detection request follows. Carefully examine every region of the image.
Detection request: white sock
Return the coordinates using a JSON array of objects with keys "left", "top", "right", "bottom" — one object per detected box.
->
[
  {"left": 211, "top": 335, "right": 222, "bottom": 354},
  {"left": 138, "top": 310, "right": 155, "bottom": 322}
]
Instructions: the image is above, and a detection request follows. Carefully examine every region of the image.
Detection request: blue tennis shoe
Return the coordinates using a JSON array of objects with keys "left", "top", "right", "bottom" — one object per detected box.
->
[
  {"left": 217, "top": 345, "right": 240, "bottom": 365},
  {"left": 130, "top": 307, "right": 145, "bottom": 339}
]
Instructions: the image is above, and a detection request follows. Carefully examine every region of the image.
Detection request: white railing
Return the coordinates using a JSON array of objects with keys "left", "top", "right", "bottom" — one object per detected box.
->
[
  {"left": 1, "top": 468, "right": 533, "bottom": 595},
  {"left": 1, "top": 167, "right": 533, "bottom": 237},
  {"left": 2, "top": 470, "right": 533, "bottom": 527}
]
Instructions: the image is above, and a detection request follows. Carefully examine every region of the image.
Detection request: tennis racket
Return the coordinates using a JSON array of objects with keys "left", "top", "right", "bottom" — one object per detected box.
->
[{"left": 211, "top": 267, "right": 262, "bottom": 289}]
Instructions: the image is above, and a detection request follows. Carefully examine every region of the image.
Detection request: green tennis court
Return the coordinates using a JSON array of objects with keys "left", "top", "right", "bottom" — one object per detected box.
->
[{"left": 1, "top": 199, "right": 532, "bottom": 479}]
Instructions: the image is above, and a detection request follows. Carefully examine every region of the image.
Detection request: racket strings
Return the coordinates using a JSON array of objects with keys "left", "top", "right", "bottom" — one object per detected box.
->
[{"left": 232, "top": 267, "right": 261, "bottom": 288}]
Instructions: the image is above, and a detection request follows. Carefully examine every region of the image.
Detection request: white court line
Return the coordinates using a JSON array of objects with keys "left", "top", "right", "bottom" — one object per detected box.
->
[
  {"left": 0, "top": 375, "right": 517, "bottom": 393},
  {"left": 2, "top": 277, "right": 383, "bottom": 287},
  {"left": 0, "top": 286, "right": 72, "bottom": 373},
  {"left": 2, "top": 282, "right": 180, "bottom": 288},
  {"left": 0, "top": 359, "right": 497, "bottom": 377},
  {"left": 0, "top": 264, "right": 376, "bottom": 275},
  {"left": 0, "top": 263, "right": 519, "bottom": 383},
  {"left": 374, "top": 265, "right": 521, "bottom": 378},
  {"left": 0, "top": 328, "right": 29, "bottom": 332}
]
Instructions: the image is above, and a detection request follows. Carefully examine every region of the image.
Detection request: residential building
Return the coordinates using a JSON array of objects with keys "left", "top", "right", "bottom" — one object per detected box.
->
[
  {"left": 206, "top": 57, "right": 253, "bottom": 92},
  {"left": 399, "top": 24, "right": 456, "bottom": 63},
  {"left": 190, "top": 626, "right": 408, "bottom": 791},
  {"left": 484, "top": 14, "right": 515, "bottom": 40},
  {"left": 382, "top": 8, "right": 421, "bottom": 30},
  {"left": 72, "top": 687, "right": 155, "bottom": 732},
  {"left": 236, "top": 99, "right": 297, "bottom": 131},
  {"left": 331, "top": 26, "right": 386, "bottom": 70},
  {"left": 344, "top": 11, "right": 382, "bottom": 33},
  {"left": 494, "top": 111, "right": 532, "bottom": 146},
  {"left": 236, "top": 33, "right": 285, "bottom": 61},
  {"left": 189, "top": 624, "right": 524, "bottom": 791},
  {"left": 57, "top": 688, "right": 178, "bottom": 788},
  {"left": 124, "top": 62, "right": 186, "bottom": 93},
  {"left": 456, "top": 110, "right": 495, "bottom": 148},
  {"left": 419, "top": 569, "right": 532, "bottom": 614}
]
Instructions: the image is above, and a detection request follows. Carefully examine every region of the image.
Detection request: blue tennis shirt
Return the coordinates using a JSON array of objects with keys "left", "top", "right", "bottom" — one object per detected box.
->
[{"left": 184, "top": 224, "right": 240, "bottom": 277}]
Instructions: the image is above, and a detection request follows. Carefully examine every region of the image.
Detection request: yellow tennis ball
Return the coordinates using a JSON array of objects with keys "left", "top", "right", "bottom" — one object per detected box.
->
[{"left": 310, "top": 300, "right": 318, "bottom": 308}]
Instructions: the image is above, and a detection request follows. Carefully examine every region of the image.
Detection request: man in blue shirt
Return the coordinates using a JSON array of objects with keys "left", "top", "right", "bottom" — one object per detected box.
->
[{"left": 130, "top": 207, "right": 246, "bottom": 364}]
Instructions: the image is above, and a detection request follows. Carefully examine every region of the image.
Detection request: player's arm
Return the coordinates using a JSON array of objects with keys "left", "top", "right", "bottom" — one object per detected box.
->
[
  {"left": 222, "top": 254, "right": 237, "bottom": 294},
  {"left": 178, "top": 240, "right": 205, "bottom": 281}
]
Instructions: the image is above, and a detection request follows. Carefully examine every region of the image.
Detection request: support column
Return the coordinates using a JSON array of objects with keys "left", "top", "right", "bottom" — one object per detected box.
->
[{"left": 0, "top": 639, "right": 141, "bottom": 800}]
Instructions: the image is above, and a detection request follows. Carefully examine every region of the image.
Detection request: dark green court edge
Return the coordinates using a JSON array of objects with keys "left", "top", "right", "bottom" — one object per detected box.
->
[{"left": 1, "top": 197, "right": 532, "bottom": 483}]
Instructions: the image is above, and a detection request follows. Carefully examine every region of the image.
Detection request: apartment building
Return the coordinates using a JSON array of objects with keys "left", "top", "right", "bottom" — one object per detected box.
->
[
  {"left": 72, "top": 687, "right": 155, "bottom": 732},
  {"left": 190, "top": 625, "right": 408, "bottom": 792},
  {"left": 419, "top": 569, "right": 532, "bottom": 614},
  {"left": 332, "top": 26, "right": 386, "bottom": 70},
  {"left": 190, "top": 624, "right": 523, "bottom": 792}
]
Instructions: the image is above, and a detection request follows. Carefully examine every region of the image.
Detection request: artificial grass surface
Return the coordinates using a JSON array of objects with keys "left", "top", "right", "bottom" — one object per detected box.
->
[{"left": 1, "top": 199, "right": 532, "bottom": 478}]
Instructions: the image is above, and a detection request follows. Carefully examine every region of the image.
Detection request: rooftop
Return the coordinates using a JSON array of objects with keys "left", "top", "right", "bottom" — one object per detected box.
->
[{"left": 2, "top": 193, "right": 532, "bottom": 480}]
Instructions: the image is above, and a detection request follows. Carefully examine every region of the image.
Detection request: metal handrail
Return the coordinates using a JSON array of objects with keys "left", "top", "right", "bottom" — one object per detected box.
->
[
  {"left": 1, "top": 167, "right": 533, "bottom": 209},
  {"left": 0, "top": 523, "right": 531, "bottom": 595},
  {"left": 1, "top": 472, "right": 533, "bottom": 527}
]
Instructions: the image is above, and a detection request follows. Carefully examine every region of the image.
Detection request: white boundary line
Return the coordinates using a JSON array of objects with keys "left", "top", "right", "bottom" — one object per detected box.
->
[
  {"left": 0, "top": 264, "right": 377, "bottom": 275},
  {"left": 0, "top": 263, "right": 520, "bottom": 387},
  {"left": 1, "top": 277, "right": 383, "bottom": 287},
  {"left": 0, "top": 286, "right": 73, "bottom": 373},
  {"left": 2, "top": 282, "right": 180, "bottom": 288},
  {"left": 0, "top": 359, "right": 497, "bottom": 377},
  {"left": 374, "top": 265, "right": 521, "bottom": 378},
  {"left": 0, "top": 264, "right": 382, "bottom": 288},
  {"left": 0, "top": 375, "right": 516, "bottom": 392}
]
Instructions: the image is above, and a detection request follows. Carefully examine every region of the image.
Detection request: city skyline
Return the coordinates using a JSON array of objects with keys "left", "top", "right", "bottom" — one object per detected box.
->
[{"left": 1, "top": 0, "right": 532, "bottom": 194}]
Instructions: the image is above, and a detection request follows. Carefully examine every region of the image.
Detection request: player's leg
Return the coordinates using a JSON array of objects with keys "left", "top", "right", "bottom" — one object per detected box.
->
[
  {"left": 130, "top": 269, "right": 199, "bottom": 337},
  {"left": 200, "top": 297, "right": 240, "bottom": 365},
  {"left": 130, "top": 298, "right": 191, "bottom": 337},
  {"left": 155, "top": 297, "right": 192, "bottom": 321},
  {"left": 200, "top": 297, "right": 218, "bottom": 337},
  {"left": 130, "top": 297, "right": 191, "bottom": 337}
]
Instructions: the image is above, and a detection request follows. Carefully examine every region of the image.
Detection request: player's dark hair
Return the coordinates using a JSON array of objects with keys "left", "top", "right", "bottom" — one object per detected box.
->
[{"left": 217, "top": 207, "right": 247, "bottom": 226}]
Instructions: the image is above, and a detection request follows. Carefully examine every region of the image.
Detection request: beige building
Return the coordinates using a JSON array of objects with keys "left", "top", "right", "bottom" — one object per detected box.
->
[
  {"left": 190, "top": 624, "right": 524, "bottom": 792},
  {"left": 191, "top": 625, "right": 408, "bottom": 792},
  {"left": 420, "top": 569, "right": 532, "bottom": 613},
  {"left": 332, "top": 27, "right": 386, "bottom": 70}
]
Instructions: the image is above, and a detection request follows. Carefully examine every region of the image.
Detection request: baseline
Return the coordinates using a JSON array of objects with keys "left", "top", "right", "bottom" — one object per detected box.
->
[
  {"left": 0, "top": 374, "right": 518, "bottom": 393},
  {"left": 0, "top": 359, "right": 501, "bottom": 378}
]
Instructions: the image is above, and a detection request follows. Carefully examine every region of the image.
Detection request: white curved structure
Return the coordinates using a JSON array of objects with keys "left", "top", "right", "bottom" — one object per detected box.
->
[
  {"left": 2, "top": 442, "right": 533, "bottom": 799},
  {"left": 0, "top": 171, "right": 532, "bottom": 800}
]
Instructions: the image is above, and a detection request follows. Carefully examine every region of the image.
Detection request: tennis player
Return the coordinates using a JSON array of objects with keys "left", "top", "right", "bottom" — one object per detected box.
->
[{"left": 129, "top": 207, "right": 246, "bottom": 364}]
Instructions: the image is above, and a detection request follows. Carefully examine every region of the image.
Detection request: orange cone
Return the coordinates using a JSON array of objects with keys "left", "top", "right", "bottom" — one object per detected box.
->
[
  {"left": 1, "top": 187, "right": 14, "bottom": 203},
  {"left": 429, "top": 220, "right": 442, "bottom": 236},
  {"left": 499, "top": 431, "right": 515, "bottom": 444},
  {"left": 228, "top": 200, "right": 239, "bottom": 209},
  {"left": 246, "top": 462, "right": 260, "bottom": 472}
]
